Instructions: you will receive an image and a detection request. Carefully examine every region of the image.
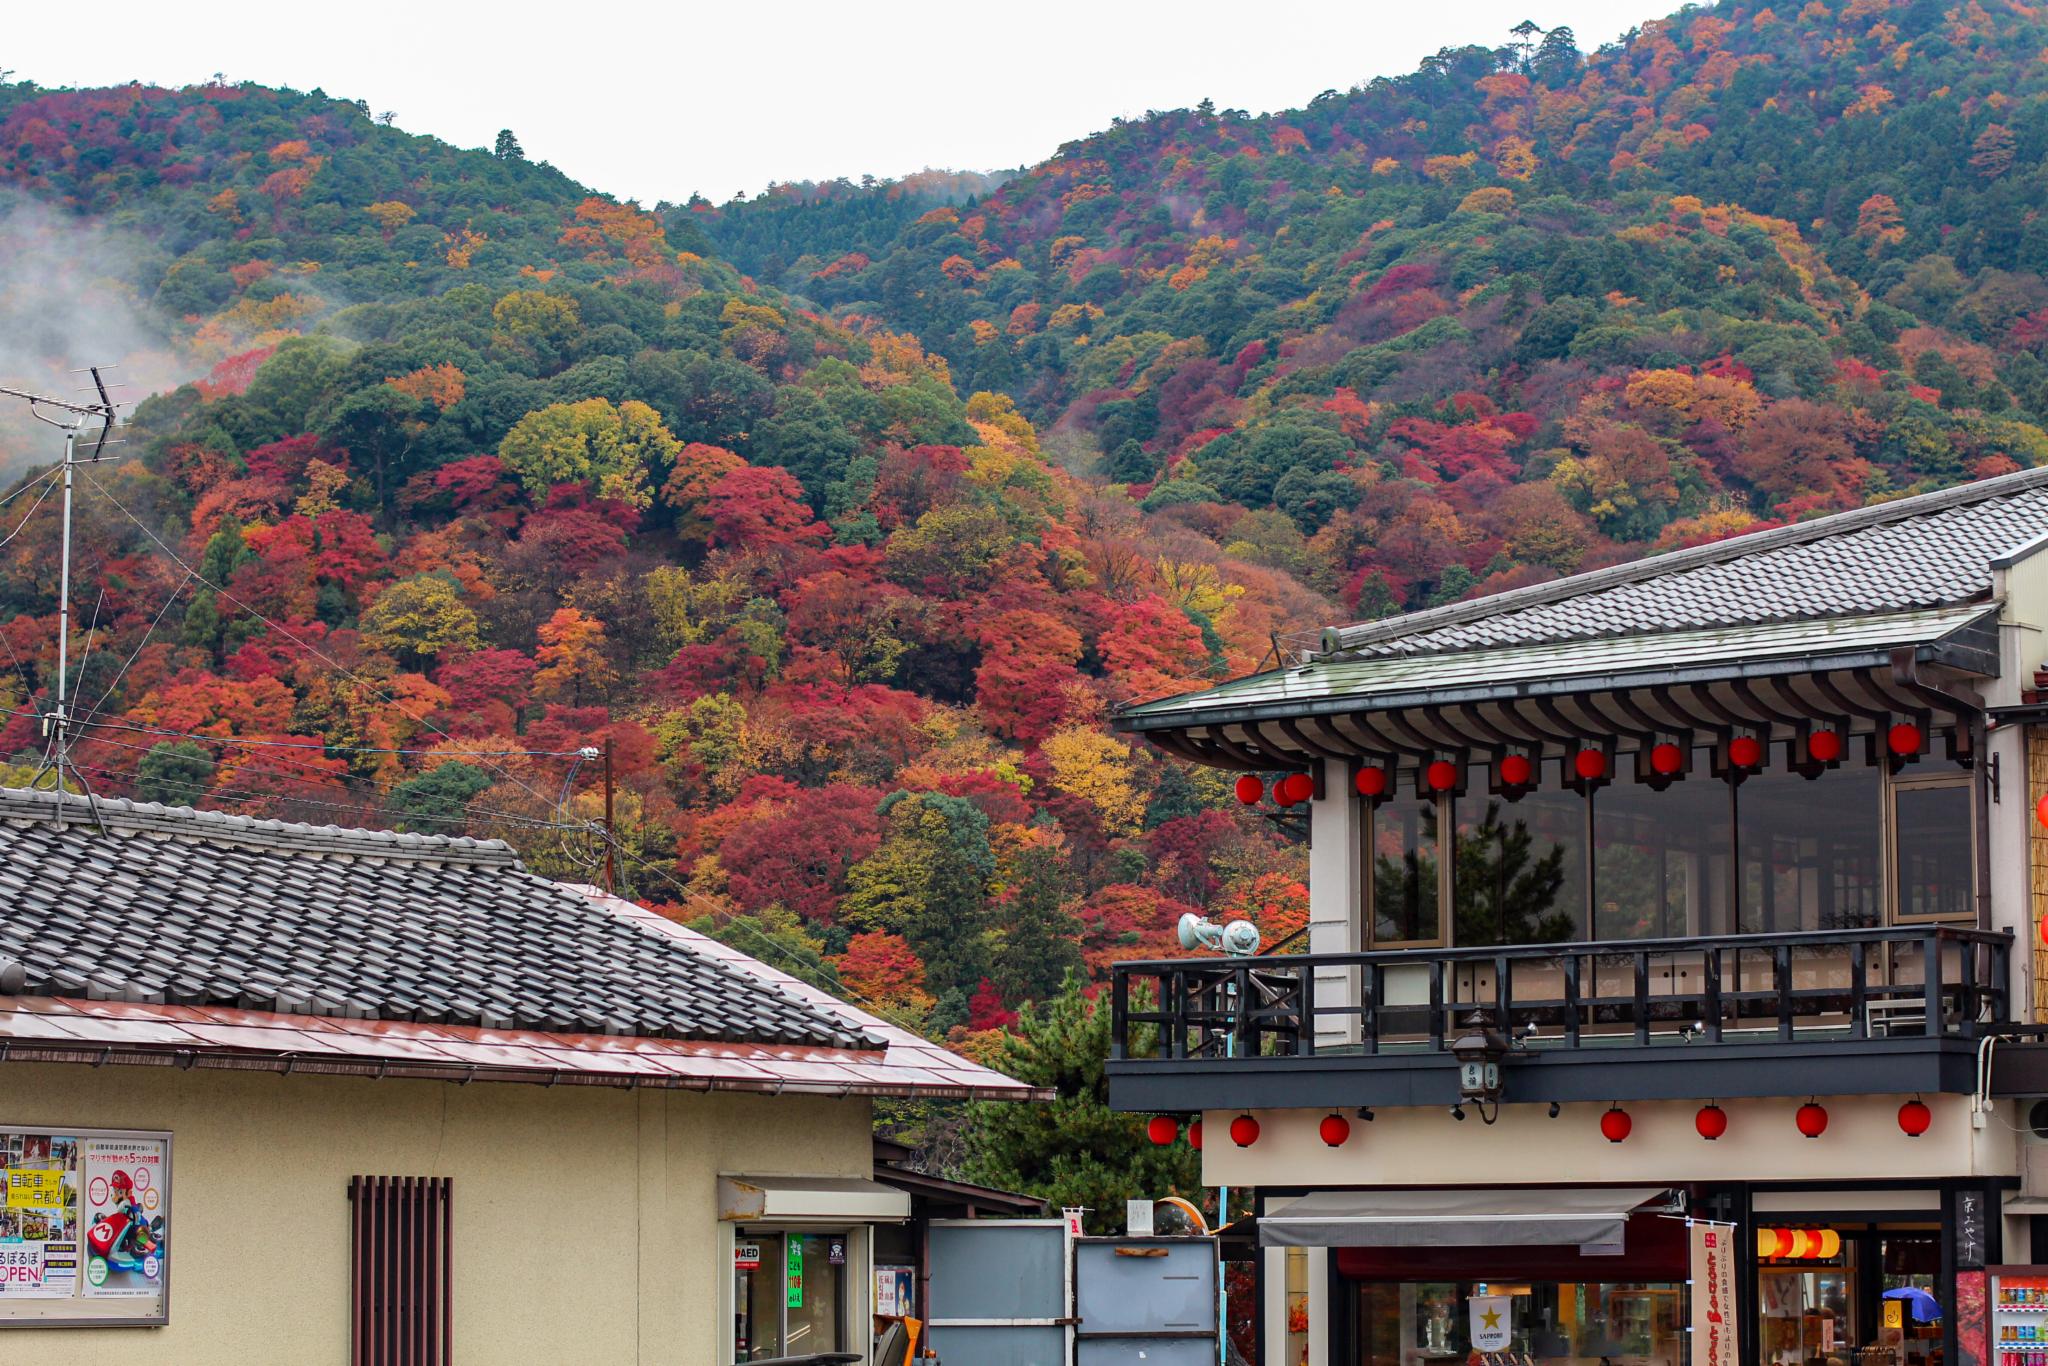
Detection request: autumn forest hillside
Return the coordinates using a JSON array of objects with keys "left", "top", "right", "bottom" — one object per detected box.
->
[{"left": 4, "top": 0, "right": 2048, "bottom": 1065}]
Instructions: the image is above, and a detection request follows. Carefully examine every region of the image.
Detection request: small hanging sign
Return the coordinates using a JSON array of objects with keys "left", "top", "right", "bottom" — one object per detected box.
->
[{"left": 1470, "top": 1295, "right": 1512, "bottom": 1352}]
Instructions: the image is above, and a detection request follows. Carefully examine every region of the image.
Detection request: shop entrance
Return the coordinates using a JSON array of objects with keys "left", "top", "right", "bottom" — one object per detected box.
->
[
  {"left": 733, "top": 1229, "right": 850, "bottom": 1362},
  {"left": 1756, "top": 1225, "right": 1942, "bottom": 1366}
]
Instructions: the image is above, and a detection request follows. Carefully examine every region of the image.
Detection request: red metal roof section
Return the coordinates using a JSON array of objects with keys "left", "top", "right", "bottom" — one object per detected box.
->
[{"left": 0, "top": 890, "right": 1043, "bottom": 1102}]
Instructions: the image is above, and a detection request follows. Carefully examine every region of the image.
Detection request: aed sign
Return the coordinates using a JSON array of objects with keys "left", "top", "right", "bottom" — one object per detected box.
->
[{"left": 734, "top": 1243, "right": 762, "bottom": 1271}]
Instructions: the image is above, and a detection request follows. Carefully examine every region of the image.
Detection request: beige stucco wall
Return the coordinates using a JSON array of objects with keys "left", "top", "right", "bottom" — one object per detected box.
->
[
  {"left": 0, "top": 1061, "right": 874, "bottom": 1364},
  {"left": 1199, "top": 1092, "right": 2016, "bottom": 1189}
]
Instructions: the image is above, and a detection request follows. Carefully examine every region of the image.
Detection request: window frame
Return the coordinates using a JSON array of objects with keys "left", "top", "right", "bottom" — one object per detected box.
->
[{"left": 1884, "top": 767, "right": 1977, "bottom": 926}]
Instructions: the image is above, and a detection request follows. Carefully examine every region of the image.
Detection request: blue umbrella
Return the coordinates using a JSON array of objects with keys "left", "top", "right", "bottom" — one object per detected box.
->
[{"left": 1884, "top": 1288, "right": 1942, "bottom": 1323}]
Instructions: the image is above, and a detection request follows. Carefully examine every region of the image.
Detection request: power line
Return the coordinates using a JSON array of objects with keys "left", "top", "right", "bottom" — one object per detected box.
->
[
  {"left": 64, "top": 467, "right": 933, "bottom": 1037},
  {"left": 82, "top": 467, "right": 574, "bottom": 816}
]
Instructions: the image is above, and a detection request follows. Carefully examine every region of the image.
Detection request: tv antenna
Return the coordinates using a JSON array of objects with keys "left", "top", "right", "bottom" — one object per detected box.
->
[{"left": 0, "top": 367, "right": 122, "bottom": 824}]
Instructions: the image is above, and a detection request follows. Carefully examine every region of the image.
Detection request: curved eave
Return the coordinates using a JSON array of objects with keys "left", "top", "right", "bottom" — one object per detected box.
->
[{"left": 1112, "top": 605, "right": 1999, "bottom": 771}]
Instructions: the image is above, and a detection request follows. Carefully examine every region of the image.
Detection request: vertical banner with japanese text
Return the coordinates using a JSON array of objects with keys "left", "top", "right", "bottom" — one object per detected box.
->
[{"left": 1690, "top": 1222, "right": 1737, "bottom": 1366}]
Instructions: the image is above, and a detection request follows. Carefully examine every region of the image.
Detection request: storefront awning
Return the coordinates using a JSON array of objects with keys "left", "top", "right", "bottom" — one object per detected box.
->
[
  {"left": 1261, "top": 1187, "right": 1665, "bottom": 1249},
  {"left": 718, "top": 1174, "right": 912, "bottom": 1223}
]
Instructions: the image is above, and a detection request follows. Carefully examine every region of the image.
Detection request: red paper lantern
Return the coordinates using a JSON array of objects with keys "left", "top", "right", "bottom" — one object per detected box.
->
[
  {"left": 1574, "top": 748, "right": 1607, "bottom": 781},
  {"left": 1146, "top": 1115, "right": 1179, "bottom": 1146},
  {"left": 1898, "top": 1099, "right": 1932, "bottom": 1138},
  {"left": 1695, "top": 1103, "right": 1728, "bottom": 1140},
  {"left": 1229, "top": 1114, "right": 1261, "bottom": 1148},
  {"left": 1796, "top": 1101, "right": 1829, "bottom": 1138},
  {"left": 1808, "top": 730, "right": 1843, "bottom": 763},
  {"left": 1279, "top": 772, "right": 1315, "bottom": 805},
  {"left": 1187, "top": 1119, "right": 1202, "bottom": 1150},
  {"left": 1650, "top": 742, "right": 1684, "bottom": 775},
  {"left": 1319, "top": 1113, "right": 1352, "bottom": 1148},
  {"left": 1888, "top": 722, "right": 1922, "bottom": 756},
  {"left": 1500, "top": 753, "right": 1534, "bottom": 787},
  {"left": 1599, "top": 1107, "right": 1632, "bottom": 1143},
  {"left": 1234, "top": 775, "right": 1264, "bottom": 806},
  {"left": 1768, "top": 1228, "right": 1796, "bottom": 1260},
  {"left": 1355, "top": 766, "right": 1388, "bottom": 798},
  {"left": 2035, "top": 792, "right": 2048, "bottom": 830},
  {"left": 1425, "top": 760, "right": 1459, "bottom": 792},
  {"left": 1729, "top": 735, "right": 1763, "bottom": 768}
]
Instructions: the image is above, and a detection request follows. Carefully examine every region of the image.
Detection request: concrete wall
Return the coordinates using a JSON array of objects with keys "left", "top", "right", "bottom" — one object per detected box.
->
[{"left": 0, "top": 1061, "right": 874, "bottom": 1364}]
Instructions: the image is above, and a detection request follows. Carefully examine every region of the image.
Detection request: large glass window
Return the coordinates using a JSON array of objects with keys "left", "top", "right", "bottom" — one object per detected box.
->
[
  {"left": 1454, "top": 765, "right": 1585, "bottom": 945},
  {"left": 1592, "top": 755, "right": 1729, "bottom": 941},
  {"left": 1736, "top": 763, "right": 1884, "bottom": 935},
  {"left": 1371, "top": 789, "right": 1441, "bottom": 945},
  {"left": 1354, "top": 1280, "right": 1682, "bottom": 1366},
  {"left": 1364, "top": 735, "right": 1975, "bottom": 954}
]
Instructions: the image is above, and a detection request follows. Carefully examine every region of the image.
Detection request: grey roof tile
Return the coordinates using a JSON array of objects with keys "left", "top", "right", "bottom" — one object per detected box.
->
[
  {"left": 1320, "top": 466, "right": 2048, "bottom": 658},
  {"left": 0, "top": 786, "right": 876, "bottom": 1051}
]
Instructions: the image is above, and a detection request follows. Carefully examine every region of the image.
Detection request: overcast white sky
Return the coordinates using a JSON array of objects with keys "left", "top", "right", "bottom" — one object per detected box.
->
[{"left": 9, "top": 1, "right": 1658, "bottom": 205}]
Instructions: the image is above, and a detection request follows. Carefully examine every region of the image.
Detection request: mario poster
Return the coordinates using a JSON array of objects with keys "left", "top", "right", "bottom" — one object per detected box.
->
[{"left": 81, "top": 1137, "right": 166, "bottom": 1299}]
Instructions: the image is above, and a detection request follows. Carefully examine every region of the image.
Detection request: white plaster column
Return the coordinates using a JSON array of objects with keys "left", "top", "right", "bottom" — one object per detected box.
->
[{"left": 1309, "top": 757, "right": 1364, "bottom": 1049}]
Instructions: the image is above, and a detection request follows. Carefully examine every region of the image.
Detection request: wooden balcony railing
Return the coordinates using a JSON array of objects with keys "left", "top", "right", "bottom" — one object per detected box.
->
[{"left": 1110, "top": 926, "right": 2012, "bottom": 1063}]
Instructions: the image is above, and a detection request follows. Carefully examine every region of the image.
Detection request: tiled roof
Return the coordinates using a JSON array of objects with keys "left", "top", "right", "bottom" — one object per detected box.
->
[
  {"left": 1320, "top": 466, "right": 2048, "bottom": 658},
  {"left": 0, "top": 786, "right": 875, "bottom": 1051}
]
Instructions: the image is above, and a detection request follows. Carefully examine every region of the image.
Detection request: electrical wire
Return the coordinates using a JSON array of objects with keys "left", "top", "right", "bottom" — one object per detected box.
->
[
  {"left": 81, "top": 468, "right": 572, "bottom": 814},
  {"left": 58, "top": 759, "right": 579, "bottom": 833},
  {"left": 0, "top": 475, "right": 56, "bottom": 551},
  {"left": 0, "top": 465, "right": 60, "bottom": 509},
  {"left": 82, "top": 570, "right": 190, "bottom": 719},
  {"left": 63, "top": 469, "right": 932, "bottom": 1035}
]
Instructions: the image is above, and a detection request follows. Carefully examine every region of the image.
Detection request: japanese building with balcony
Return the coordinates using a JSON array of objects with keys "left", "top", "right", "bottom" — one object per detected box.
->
[{"left": 1108, "top": 467, "right": 2048, "bottom": 1366}]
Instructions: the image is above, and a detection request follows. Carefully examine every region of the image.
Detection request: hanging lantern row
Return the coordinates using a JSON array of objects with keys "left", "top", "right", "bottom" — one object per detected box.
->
[
  {"left": 1239, "top": 722, "right": 1931, "bottom": 812},
  {"left": 1152, "top": 1096, "right": 1932, "bottom": 1149},
  {"left": 1758, "top": 1227, "right": 1844, "bottom": 1260}
]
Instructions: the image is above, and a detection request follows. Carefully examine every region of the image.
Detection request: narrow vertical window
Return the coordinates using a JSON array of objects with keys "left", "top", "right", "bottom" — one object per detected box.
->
[{"left": 350, "top": 1175, "right": 451, "bottom": 1366}]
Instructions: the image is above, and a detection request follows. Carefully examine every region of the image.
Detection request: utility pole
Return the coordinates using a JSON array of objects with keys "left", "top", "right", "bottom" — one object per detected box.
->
[
  {"left": 601, "top": 736, "right": 616, "bottom": 894},
  {"left": 0, "top": 369, "right": 119, "bottom": 824}
]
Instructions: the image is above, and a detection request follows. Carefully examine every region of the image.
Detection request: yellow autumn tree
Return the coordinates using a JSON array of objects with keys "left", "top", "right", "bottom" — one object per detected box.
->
[
  {"left": 1040, "top": 726, "right": 1147, "bottom": 838},
  {"left": 533, "top": 608, "right": 616, "bottom": 702}
]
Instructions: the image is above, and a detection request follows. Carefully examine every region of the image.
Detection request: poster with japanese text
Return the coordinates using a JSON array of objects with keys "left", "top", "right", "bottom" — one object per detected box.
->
[
  {"left": 0, "top": 1131, "right": 79, "bottom": 1299},
  {"left": 82, "top": 1136, "right": 168, "bottom": 1299}
]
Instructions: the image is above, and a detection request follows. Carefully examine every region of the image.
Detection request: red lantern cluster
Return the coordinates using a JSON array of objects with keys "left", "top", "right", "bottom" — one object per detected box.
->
[
  {"left": 1808, "top": 730, "right": 1843, "bottom": 763},
  {"left": 1796, "top": 1101, "right": 1829, "bottom": 1138},
  {"left": 1355, "top": 766, "right": 1388, "bottom": 798},
  {"left": 1319, "top": 1113, "right": 1352, "bottom": 1148},
  {"left": 1898, "top": 1099, "right": 1932, "bottom": 1138},
  {"left": 1229, "top": 1114, "right": 1261, "bottom": 1148},
  {"left": 1276, "top": 772, "right": 1314, "bottom": 806},
  {"left": 1426, "top": 760, "right": 1459, "bottom": 792},
  {"left": 1500, "top": 753, "right": 1534, "bottom": 787},
  {"left": 1650, "top": 742, "right": 1684, "bottom": 775},
  {"left": 1695, "top": 1103, "right": 1728, "bottom": 1140},
  {"left": 1729, "top": 735, "right": 1763, "bottom": 768},
  {"left": 1599, "top": 1107, "right": 1632, "bottom": 1143},
  {"left": 1888, "top": 723, "right": 1922, "bottom": 756},
  {"left": 1146, "top": 1115, "right": 1179, "bottom": 1146},
  {"left": 1574, "top": 748, "right": 1607, "bottom": 781},
  {"left": 1234, "top": 775, "right": 1264, "bottom": 806}
]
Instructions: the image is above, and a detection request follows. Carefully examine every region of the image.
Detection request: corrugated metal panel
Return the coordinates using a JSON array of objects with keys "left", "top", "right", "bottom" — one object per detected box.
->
[
  {"left": 1074, "top": 1238, "right": 1218, "bottom": 1365},
  {"left": 1121, "top": 604, "right": 1995, "bottom": 725}
]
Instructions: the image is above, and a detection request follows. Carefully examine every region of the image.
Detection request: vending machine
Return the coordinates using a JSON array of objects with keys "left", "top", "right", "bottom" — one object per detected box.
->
[{"left": 1990, "top": 1267, "right": 2048, "bottom": 1366}]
